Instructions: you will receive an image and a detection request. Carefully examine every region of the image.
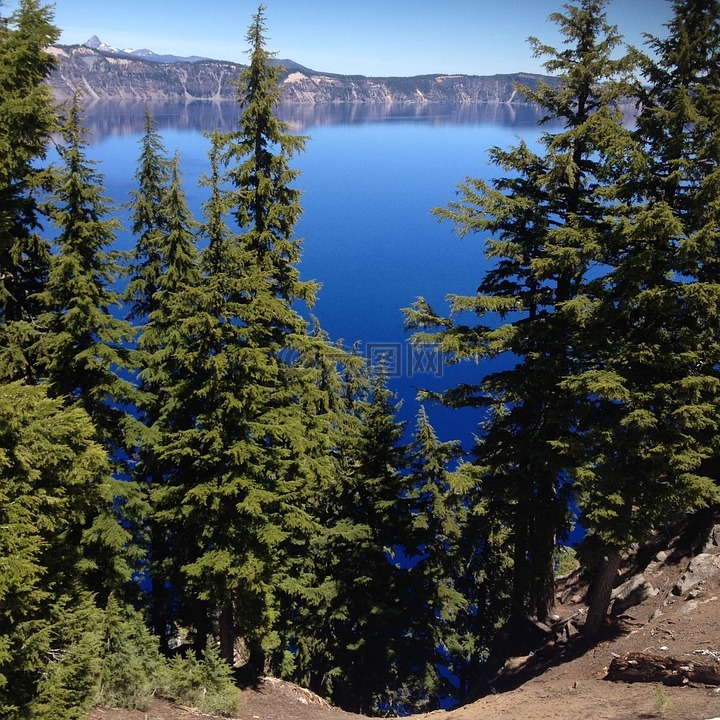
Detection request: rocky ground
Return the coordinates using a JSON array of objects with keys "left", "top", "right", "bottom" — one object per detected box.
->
[{"left": 88, "top": 510, "right": 720, "bottom": 720}]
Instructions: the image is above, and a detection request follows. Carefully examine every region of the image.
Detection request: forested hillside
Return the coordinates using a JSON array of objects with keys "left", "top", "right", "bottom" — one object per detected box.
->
[{"left": 1, "top": 0, "right": 719, "bottom": 718}]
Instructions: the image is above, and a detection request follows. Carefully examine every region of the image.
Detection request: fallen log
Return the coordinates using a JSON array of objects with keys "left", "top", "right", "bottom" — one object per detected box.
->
[{"left": 607, "top": 652, "right": 720, "bottom": 686}]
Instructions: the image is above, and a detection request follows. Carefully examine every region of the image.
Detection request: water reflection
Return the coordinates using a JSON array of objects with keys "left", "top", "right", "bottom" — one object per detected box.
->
[{"left": 71, "top": 99, "right": 555, "bottom": 140}]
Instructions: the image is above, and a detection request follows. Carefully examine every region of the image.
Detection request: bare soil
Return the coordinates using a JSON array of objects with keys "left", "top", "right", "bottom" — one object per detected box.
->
[{"left": 88, "top": 513, "right": 720, "bottom": 720}]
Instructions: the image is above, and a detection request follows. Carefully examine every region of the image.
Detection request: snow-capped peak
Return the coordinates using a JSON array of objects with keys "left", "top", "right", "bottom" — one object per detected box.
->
[
  {"left": 80, "top": 36, "right": 209, "bottom": 64},
  {"left": 83, "top": 35, "right": 121, "bottom": 54}
]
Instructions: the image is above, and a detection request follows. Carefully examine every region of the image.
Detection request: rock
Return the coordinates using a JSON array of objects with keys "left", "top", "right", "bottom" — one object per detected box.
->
[
  {"left": 47, "top": 44, "right": 560, "bottom": 104},
  {"left": 611, "top": 575, "right": 659, "bottom": 615},
  {"left": 607, "top": 652, "right": 720, "bottom": 685},
  {"left": 674, "top": 554, "right": 720, "bottom": 596},
  {"left": 703, "top": 524, "right": 720, "bottom": 553}
]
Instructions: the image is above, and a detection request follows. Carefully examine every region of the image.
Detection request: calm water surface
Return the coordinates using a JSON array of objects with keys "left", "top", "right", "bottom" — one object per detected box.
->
[{"left": 79, "top": 100, "right": 553, "bottom": 446}]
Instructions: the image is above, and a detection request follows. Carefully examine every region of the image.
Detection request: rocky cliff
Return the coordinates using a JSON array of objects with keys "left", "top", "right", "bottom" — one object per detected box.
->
[{"left": 47, "top": 44, "right": 550, "bottom": 104}]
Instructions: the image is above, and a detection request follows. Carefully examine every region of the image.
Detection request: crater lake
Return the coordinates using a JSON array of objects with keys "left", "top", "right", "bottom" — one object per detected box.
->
[{"left": 73, "top": 100, "right": 556, "bottom": 448}]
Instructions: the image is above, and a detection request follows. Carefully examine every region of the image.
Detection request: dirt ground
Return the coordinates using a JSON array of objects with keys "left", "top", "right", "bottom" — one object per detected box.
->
[{"left": 88, "top": 515, "right": 720, "bottom": 720}]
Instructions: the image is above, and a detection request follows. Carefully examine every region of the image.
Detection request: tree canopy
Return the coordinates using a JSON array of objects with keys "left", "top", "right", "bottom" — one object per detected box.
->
[{"left": 1, "top": 0, "right": 719, "bottom": 715}]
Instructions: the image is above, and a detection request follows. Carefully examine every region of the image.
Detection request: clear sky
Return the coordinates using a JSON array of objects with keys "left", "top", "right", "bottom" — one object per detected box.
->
[{"left": 24, "top": 0, "right": 673, "bottom": 77}]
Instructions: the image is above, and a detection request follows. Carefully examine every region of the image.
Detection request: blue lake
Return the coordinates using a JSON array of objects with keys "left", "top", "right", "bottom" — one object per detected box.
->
[{"left": 79, "top": 100, "right": 554, "bottom": 448}]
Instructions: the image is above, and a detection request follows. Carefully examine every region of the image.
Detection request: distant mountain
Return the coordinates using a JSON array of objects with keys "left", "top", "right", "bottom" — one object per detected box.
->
[
  {"left": 46, "top": 39, "right": 554, "bottom": 104},
  {"left": 82, "top": 35, "right": 211, "bottom": 65}
]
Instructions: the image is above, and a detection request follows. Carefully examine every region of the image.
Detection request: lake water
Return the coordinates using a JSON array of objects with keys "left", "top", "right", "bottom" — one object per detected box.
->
[{"left": 79, "top": 100, "right": 553, "bottom": 447}]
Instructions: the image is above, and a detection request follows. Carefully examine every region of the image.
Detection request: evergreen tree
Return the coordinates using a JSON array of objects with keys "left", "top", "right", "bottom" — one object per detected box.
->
[
  {"left": 405, "top": 0, "right": 638, "bottom": 632},
  {"left": 435, "top": 460, "right": 514, "bottom": 703},
  {"left": 568, "top": 0, "right": 720, "bottom": 635},
  {"left": 0, "top": 382, "right": 128, "bottom": 716},
  {"left": 150, "top": 7, "right": 327, "bottom": 672},
  {"left": 0, "top": 0, "right": 59, "bottom": 381},
  {"left": 404, "top": 407, "right": 468, "bottom": 707},
  {"left": 35, "top": 94, "right": 135, "bottom": 457},
  {"left": 122, "top": 110, "right": 175, "bottom": 646},
  {"left": 284, "top": 332, "right": 368, "bottom": 692},
  {"left": 124, "top": 109, "right": 173, "bottom": 324},
  {"left": 138, "top": 149, "right": 202, "bottom": 651},
  {"left": 296, "top": 368, "right": 422, "bottom": 715}
]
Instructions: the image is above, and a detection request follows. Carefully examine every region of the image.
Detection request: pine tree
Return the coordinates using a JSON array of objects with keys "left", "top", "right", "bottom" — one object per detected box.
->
[
  {"left": 0, "top": 382, "right": 128, "bottom": 715},
  {"left": 221, "top": 4, "right": 313, "bottom": 307},
  {"left": 436, "top": 460, "right": 514, "bottom": 702},
  {"left": 122, "top": 110, "right": 175, "bottom": 647},
  {"left": 404, "top": 407, "right": 467, "bottom": 708},
  {"left": 124, "top": 109, "right": 173, "bottom": 324},
  {"left": 568, "top": 0, "right": 720, "bottom": 635},
  {"left": 0, "top": 0, "right": 59, "bottom": 381},
  {"left": 138, "top": 149, "right": 202, "bottom": 652},
  {"left": 284, "top": 333, "right": 369, "bottom": 692},
  {"left": 297, "top": 368, "right": 420, "bottom": 715},
  {"left": 150, "top": 7, "right": 327, "bottom": 671},
  {"left": 35, "top": 93, "right": 135, "bottom": 458},
  {"left": 405, "top": 0, "right": 638, "bottom": 632}
]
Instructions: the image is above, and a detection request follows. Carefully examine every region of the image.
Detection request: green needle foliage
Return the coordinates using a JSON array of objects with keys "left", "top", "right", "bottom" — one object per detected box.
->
[
  {"left": 404, "top": 407, "right": 467, "bottom": 707},
  {"left": 148, "top": 5, "right": 333, "bottom": 675},
  {"left": 0, "top": 382, "right": 127, "bottom": 716},
  {"left": 408, "top": 0, "right": 720, "bottom": 642},
  {"left": 0, "top": 0, "right": 59, "bottom": 381},
  {"left": 36, "top": 94, "right": 136, "bottom": 456},
  {"left": 136, "top": 147, "right": 202, "bottom": 650},
  {"left": 406, "top": 0, "right": 638, "bottom": 632},
  {"left": 122, "top": 111, "right": 176, "bottom": 644},
  {"left": 124, "top": 109, "right": 173, "bottom": 325},
  {"left": 31, "top": 95, "right": 141, "bottom": 597},
  {"left": 3, "top": 0, "right": 720, "bottom": 713},
  {"left": 293, "top": 368, "right": 419, "bottom": 715},
  {"left": 570, "top": 0, "right": 720, "bottom": 635}
]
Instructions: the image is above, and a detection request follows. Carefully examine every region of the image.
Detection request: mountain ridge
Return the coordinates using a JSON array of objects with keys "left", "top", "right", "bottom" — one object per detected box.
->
[
  {"left": 81, "top": 34, "right": 212, "bottom": 65},
  {"left": 46, "top": 38, "right": 553, "bottom": 104}
]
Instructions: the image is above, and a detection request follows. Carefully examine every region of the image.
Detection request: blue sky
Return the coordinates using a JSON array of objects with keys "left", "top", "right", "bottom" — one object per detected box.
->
[{"left": 31, "top": 0, "right": 672, "bottom": 76}]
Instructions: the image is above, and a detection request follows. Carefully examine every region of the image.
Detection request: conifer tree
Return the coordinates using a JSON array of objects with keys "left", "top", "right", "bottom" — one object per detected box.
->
[
  {"left": 0, "top": 0, "right": 59, "bottom": 381},
  {"left": 150, "top": 7, "right": 327, "bottom": 671},
  {"left": 435, "top": 460, "right": 514, "bottom": 702},
  {"left": 124, "top": 110, "right": 173, "bottom": 324},
  {"left": 297, "top": 368, "right": 420, "bottom": 715},
  {"left": 138, "top": 150, "right": 201, "bottom": 651},
  {"left": 122, "top": 111, "right": 175, "bottom": 646},
  {"left": 221, "top": 5, "right": 313, "bottom": 307},
  {"left": 568, "top": 0, "right": 720, "bottom": 635},
  {"left": 404, "top": 407, "right": 468, "bottom": 707},
  {"left": 35, "top": 93, "right": 135, "bottom": 456},
  {"left": 284, "top": 332, "right": 369, "bottom": 690},
  {"left": 405, "top": 0, "right": 638, "bottom": 631},
  {"left": 0, "top": 382, "right": 128, "bottom": 715}
]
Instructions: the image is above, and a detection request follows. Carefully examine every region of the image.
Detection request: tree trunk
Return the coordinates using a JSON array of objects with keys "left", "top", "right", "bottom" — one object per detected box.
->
[
  {"left": 219, "top": 602, "right": 235, "bottom": 666},
  {"left": 248, "top": 638, "right": 266, "bottom": 678},
  {"left": 532, "top": 477, "right": 558, "bottom": 623},
  {"left": 584, "top": 552, "right": 622, "bottom": 638},
  {"left": 193, "top": 600, "right": 210, "bottom": 657},
  {"left": 532, "top": 540, "right": 556, "bottom": 623},
  {"left": 149, "top": 501, "right": 169, "bottom": 654},
  {"left": 511, "top": 496, "right": 531, "bottom": 614}
]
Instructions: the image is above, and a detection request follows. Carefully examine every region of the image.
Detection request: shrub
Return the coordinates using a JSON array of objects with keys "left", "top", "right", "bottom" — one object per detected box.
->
[
  {"left": 162, "top": 642, "right": 240, "bottom": 716},
  {"left": 95, "top": 597, "right": 167, "bottom": 709}
]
